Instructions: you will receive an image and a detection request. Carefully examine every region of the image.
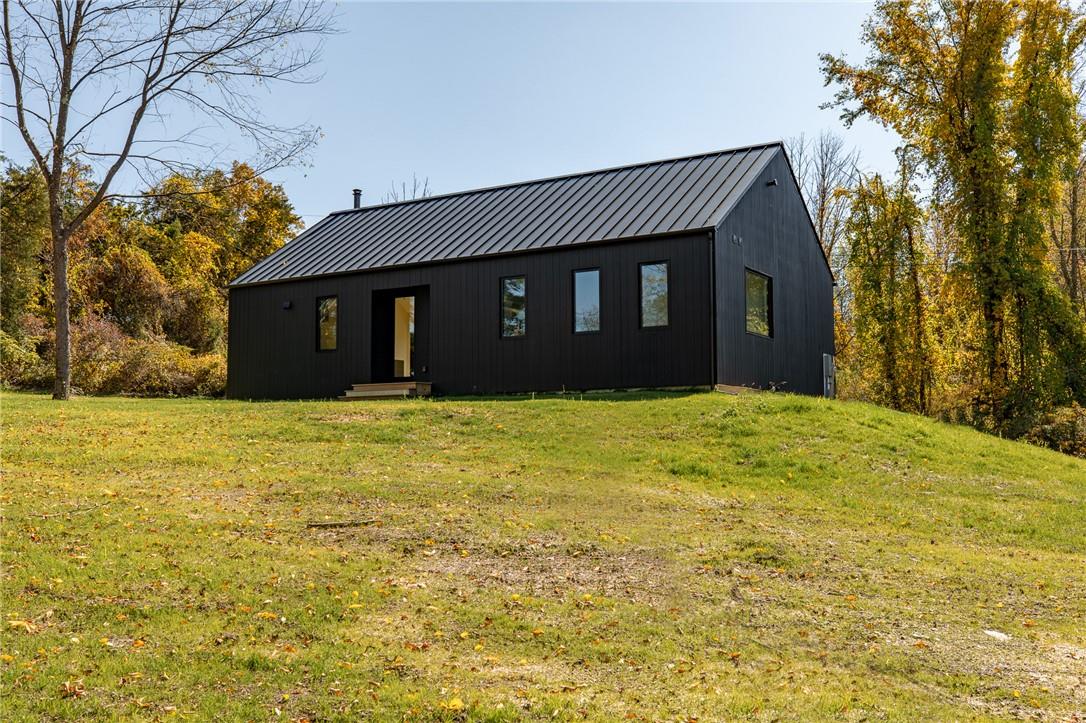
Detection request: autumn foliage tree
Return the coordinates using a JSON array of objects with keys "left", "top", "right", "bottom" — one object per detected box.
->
[
  {"left": 0, "top": 161, "right": 48, "bottom": 338},
  {"left": 0, "top": 160, "right": 300, "bottom": 394},
  {"left": 823, "top": 0, "right": 1086, "bottom": 434},
  {"left": 2, "top": 0, "right": 333, "bottom": 399},
  {"left": 844, "top": 156, "right": 931, "bottom": 413}
]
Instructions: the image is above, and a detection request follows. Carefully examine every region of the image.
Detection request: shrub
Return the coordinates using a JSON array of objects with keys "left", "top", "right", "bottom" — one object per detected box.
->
[
  {"left": 83, "top": 245, "right": 175, "bottom": 337},
  {"left": 112, "top": 339, "right": 225, "bottom": 397},
  {"left": 3, "top": 313, "right": 225, "bottom": 397},
  {"left": 0, "top": 329, "right": 50, "bottom": 388},
  {"left": 71, "top": 314, "right": 129, "bottom": 393},
  {"left": 1023, "top": 404, "right": 1086, "bottom": 458},
  {"left": 165, "top": 280, "right": 226, "bottom": 353}
]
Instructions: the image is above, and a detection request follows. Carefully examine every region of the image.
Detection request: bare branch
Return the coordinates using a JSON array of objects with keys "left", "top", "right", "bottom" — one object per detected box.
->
[
  {"left": 382, "top": 174, "right": 433, "bottom": 204},
  {"left": 3, "top": 0, "right": 50, "bottom": 178},
  {"left": 1, "top": 0, "right": 338, "bottom": 398}
]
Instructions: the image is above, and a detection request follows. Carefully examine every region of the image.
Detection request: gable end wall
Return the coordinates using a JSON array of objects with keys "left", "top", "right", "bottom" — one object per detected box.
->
[{"left": 713, "top": 151, "right": 835, "bottom": 395}]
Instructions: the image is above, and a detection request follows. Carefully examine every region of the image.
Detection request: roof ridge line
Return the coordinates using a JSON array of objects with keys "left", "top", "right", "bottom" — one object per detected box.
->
[{"left": 331, "top": 140, "right": 783, "bottom": 216}]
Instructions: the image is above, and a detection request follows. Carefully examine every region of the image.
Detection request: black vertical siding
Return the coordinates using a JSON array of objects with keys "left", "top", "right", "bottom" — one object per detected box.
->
[
  {"left": 712, "top": 153, "right": 835, "bottom": 395},
  {"left": 227, "top": 233, "right": 714, "bottom": 399}
]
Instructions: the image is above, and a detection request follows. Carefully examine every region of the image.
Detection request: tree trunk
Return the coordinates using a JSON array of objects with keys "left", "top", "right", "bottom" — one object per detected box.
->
[
  {"left": 51, "top": 228, "right": 71, "bottom": 400},
  {"left": 905, "top": 223, "right": 928, "bottom": 414},
  {"left": 1073, "top": 248, "right": 1082, "bottom": 318},
  {"left": 1069, "top": 174, "right": 1080, "bottom": 316}
]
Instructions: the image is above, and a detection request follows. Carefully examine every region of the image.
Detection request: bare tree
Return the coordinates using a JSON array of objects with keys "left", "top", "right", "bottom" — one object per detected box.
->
[
  {"left": 2, "top": 0, "right": 335, "bottom": 399},
  {"left": 785, "top": 130, "right": 860, "bottom": 277},
  {"left": 1049, "top": 155, "right": 1086, "bottom": 320},
  {"left": 1050, "top": 31, "right": 1086, "bottom": 320},
  {"left": 381, "top": 174, "right": 432, "bottom": 204}
]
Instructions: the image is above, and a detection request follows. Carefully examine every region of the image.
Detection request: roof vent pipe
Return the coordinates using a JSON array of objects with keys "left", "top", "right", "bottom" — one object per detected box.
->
[{"left": 352, "top": 188, "right": 362, "bottom": 209}]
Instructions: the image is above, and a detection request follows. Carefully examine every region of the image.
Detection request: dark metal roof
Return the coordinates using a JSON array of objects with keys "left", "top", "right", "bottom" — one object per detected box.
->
[{"left": 232, "top": 142, "right": 782, "bottom": 286}]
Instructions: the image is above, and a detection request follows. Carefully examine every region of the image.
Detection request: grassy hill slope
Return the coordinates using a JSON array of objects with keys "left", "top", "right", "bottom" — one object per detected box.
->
[{"left": 2, "top": 391, "right": 1084, "bottom": 721}]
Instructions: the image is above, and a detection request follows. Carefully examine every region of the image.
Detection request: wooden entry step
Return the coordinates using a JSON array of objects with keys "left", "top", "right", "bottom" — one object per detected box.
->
[{"left": 338, "top": 381, "right": 432, "bottom": 400}]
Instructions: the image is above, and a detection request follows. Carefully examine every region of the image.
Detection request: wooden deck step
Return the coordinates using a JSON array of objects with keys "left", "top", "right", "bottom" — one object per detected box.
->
[{"left": 338, "top": 381, "right": 432, "bottom": 401}]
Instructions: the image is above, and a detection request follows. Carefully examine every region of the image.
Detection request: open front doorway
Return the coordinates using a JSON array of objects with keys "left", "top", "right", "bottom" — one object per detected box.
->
[
  {"left": 371, "top": 286, "right": 429, "bottom": 382},
  {"left": 393, "top": 295, "right": 415, "bottom": 377}
]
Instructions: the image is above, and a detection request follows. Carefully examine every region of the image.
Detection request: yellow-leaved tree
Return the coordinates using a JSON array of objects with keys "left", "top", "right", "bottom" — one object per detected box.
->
[{"left": 823, "top": 0, "right": 1086, "bottom": 435}]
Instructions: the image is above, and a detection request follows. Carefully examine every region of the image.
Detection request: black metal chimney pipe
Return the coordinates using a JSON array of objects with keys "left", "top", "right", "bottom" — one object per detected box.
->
[{"left": 352, "top": 188, "right": 362, "bottom": 209}]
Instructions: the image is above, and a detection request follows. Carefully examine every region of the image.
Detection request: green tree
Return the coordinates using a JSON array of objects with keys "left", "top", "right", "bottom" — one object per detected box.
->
[
  {"left": 845, "top": 159, "right": 931, "bottom": 413},
  {"left": 0, "top": 163, "right": 48, "bottom": 337},
  {"left": 823, "top": 0, "right": 1086, "bottom": 432},
  {"left": 1003, "top": 1, "right": 1086, "bottom": 424}
]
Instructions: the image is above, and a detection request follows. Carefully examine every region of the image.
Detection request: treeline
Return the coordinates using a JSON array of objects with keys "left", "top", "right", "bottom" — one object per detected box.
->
[
  {"left": 801, "top": 0, "right": 1086, "bottom": 455},
  {"left": 1, "top": 162, "right": 300, "bottom": 396}
]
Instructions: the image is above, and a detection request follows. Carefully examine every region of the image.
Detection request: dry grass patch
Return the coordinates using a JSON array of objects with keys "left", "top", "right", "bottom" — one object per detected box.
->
[{"left": 416, "top": 535, "right": 679, "bottom": 606}]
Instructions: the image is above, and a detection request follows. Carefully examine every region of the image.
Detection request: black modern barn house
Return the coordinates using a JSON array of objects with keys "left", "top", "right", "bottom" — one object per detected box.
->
[{"left": 227, "top": 142, "right": 835, "bottom": 399}]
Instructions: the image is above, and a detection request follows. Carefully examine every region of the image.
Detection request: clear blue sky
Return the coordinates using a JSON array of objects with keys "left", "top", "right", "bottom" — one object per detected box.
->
[
  {"left": 276, "top": 1, "right": 897, "bottom": 223},
  {"left": 4, "top": 2, "right": 899, "bottom": 226}
]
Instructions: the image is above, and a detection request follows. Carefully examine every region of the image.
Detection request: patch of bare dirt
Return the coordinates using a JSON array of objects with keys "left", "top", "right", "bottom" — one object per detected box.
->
[
  {"left": 887, "top": 628, "right": 1086, "bottom": 720},
  {"left": 413, "top": 532, "right": 679, "bottom": 605},
  {"left": 314, "top": 410, "right": 398, "bottom": 424}
]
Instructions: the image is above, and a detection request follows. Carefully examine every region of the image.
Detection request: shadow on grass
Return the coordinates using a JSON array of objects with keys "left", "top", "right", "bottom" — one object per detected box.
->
[
  {"left": 436, "top": 387, "right": 713, "bottom": 403},
  {"left": 90, "top": 387, "right": 718, "bottom": 404}
]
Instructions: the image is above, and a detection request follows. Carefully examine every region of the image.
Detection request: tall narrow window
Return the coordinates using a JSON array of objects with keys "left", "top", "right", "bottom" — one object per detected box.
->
[
  {"left": 639, "top": 261, "right": 669, "bottom": 328},
  {"left": 501, "top": 276, "right": 526, "bottom": 337},
  {"left": 573, "top": 268, "right": 600, "bottom": 333},
  {"left": 745, "top": 269, "right": 772, "bottom": 337},
  {"left": 317, "top": 296, "right": 338, "bottom": 351}
]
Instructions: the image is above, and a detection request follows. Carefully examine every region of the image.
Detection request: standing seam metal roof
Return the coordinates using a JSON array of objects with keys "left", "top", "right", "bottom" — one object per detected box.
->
[{"left": 231, "top": 142, "right": 783, "bottom": 286}]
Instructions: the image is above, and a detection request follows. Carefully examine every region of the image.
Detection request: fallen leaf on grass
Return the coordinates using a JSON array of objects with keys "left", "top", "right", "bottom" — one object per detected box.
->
[
  {"left": 8, "top": 620, "right": 37, "bottom": 633},
  {"left": 60, "top": 680, "right": 85, "bottom": 698}
]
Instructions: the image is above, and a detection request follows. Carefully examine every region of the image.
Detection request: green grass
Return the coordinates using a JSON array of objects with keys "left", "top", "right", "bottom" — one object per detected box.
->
[{"left": 2, "top": 390, "right": 1084, "bottom": 721}]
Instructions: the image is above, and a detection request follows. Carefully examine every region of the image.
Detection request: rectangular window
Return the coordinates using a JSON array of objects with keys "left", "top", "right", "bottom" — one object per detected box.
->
[
  {"left": 745, "top": 269, "right": 772, "bottom": 337},
  {"left": 573, "top": 268, "right": 600, "bottom": 333},
  {"left": 501, "top": 276, "right": 526, "bottom": 337},
  {"left": 317, "top": 296, "right": 337, "bottom": 351},
  {"left": 639, "top": 261, "right": 669, "bottom": 328}
]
